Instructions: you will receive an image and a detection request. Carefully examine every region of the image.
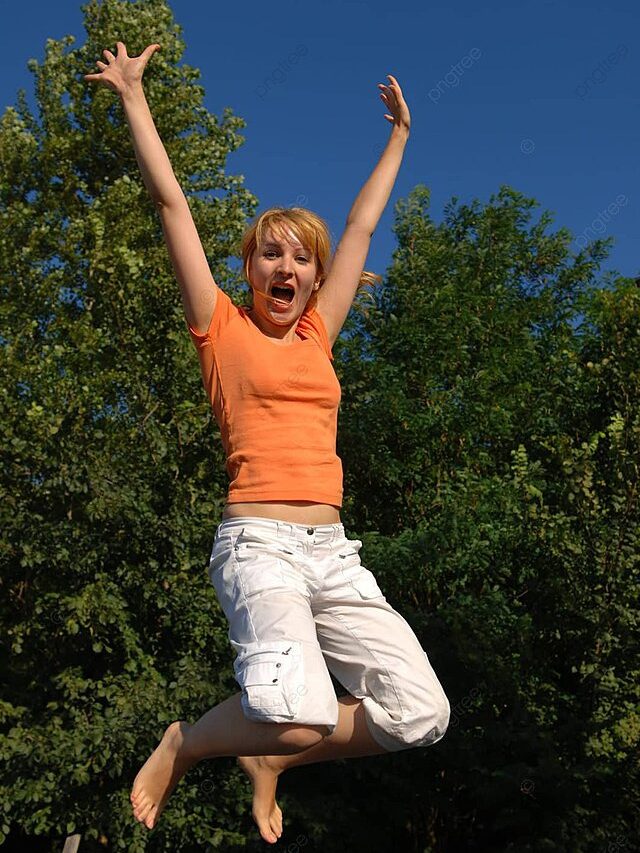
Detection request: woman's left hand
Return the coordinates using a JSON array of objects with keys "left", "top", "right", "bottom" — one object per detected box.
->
[{"left": 378, "top": 74, "right": 411, "bottom": 133}]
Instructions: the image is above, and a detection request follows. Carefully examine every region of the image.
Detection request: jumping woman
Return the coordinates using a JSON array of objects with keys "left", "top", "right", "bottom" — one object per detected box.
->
[{"left": 85, "top": 42, "right": 451, "bottom": 845}]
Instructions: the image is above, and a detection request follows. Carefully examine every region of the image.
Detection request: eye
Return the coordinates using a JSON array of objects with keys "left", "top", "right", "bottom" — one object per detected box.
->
[{"left": 263, "top": 250, "right": 309, "bottom": 263}]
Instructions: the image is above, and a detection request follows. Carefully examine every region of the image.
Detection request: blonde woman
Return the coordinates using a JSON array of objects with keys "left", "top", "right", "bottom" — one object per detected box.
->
[{"left": 85, "top": 42, "right": 450, "bottom": 846}]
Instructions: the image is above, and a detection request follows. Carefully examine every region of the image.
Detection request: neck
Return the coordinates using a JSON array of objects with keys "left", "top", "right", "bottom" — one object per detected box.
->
[{"left": 247, "top": 306, "right": 299, "bottom": 343}]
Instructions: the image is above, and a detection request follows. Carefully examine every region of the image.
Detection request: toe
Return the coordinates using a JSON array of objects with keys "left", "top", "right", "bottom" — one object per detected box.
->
[
  {"left": 270, "top": 817, "right": 282, "bottom": 839},
  {"left": 132, "top": 798, "right": 146, "bottom": 819},
  {"left": 254, "top": 814, "right": 277, "bottom": 844},
  {"left": 136, "top": 800, "right": 154, "bottom": 823}
]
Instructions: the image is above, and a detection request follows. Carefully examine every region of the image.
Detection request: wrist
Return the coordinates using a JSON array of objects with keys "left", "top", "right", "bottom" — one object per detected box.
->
[
  {"left": 119, "top": 81, "right": 146, "bottom": 104},
  {"left": 391, "top": 123, "right": 410, "bottom": 141}
]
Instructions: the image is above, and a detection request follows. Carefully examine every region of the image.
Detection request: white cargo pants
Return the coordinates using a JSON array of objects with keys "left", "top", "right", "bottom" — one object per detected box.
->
[{"left": 208, "top": 516, "right": 451, "bottom": 753}]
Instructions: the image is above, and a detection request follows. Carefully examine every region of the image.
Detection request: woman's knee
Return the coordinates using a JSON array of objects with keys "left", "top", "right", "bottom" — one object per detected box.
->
[
  {"left": 363, "top": 685, "right": 451, "bottom": 752},
  {"left": 399, "top": 689, "right": 451, "bottom": 749}
]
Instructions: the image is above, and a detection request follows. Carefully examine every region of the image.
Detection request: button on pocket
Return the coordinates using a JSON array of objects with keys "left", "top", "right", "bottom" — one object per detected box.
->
[{"left": 233, "top": 640, "right": 304, "bottom": 721}]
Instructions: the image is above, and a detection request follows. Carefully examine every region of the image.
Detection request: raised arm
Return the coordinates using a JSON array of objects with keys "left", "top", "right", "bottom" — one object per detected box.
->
[
  {"left": 345, "top": 74, "right": 411, "bottom": 233},
  {"left": 84, "top": 41, "right": 218, "bottom": 335},
  {"left": 316, "top": 75, "right": 411, "bottom": 346}
]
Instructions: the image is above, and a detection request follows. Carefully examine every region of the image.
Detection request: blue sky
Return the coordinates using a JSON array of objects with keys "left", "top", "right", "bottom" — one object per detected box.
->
[{"left": 1, "top": 0, "right": 638, "bottom": 287}]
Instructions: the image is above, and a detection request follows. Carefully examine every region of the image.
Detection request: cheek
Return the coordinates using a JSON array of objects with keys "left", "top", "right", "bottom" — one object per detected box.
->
[{"left": 252, "top": 263, "right": 269, "bottom": 281}]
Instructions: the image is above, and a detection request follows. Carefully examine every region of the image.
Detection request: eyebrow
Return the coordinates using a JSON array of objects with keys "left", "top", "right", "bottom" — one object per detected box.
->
[{"left": 263, "top": 241, "right": 310, "bottom": 253}]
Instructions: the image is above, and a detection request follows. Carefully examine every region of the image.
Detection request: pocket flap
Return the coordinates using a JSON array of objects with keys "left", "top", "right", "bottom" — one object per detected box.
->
[
  {"left": 233, "top": 641, "right": 303, "bottom": 720},
  {"left": 351, "top": 570, "right": 384, "bottom": 599},
  {"left": 233, "top": 641, "right": 301, "bottom": 681}
]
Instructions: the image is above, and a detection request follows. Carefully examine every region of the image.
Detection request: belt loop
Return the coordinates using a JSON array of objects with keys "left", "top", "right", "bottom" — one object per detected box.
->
[{"left": 277, "top": 521, "right": 291, "bottom": 538}]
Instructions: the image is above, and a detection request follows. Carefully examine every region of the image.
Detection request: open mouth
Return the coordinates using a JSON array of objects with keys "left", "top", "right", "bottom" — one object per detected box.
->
[{"left": 271, "top": 284, "right": 296, "bottom": 304}]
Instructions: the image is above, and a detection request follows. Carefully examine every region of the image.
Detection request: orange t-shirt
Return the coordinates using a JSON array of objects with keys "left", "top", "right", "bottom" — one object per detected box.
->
[{"left": 186, "top": 288, "right": 343, "bottom": 507}]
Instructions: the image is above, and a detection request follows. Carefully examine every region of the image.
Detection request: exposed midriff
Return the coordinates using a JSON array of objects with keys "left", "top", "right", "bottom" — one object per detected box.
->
[{"left": 222, "top": 500, "right": 341, "bottom": 525}]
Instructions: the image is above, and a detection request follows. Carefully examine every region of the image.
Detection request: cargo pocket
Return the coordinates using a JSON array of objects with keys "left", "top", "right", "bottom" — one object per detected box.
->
[
  {"left": 232, "top": 531, "right": 295, "bottom": 598},
  {"left": 233, "top": 640, "right": 304, "bottom": 722},
  {"left": 338, "top": 540, "right": 385, "bottom": 600}
]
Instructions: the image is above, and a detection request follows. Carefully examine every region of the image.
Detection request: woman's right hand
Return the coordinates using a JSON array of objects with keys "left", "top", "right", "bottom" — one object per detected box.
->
[{"left": 84, "top": 41, "right": 160, "bottom": 96}]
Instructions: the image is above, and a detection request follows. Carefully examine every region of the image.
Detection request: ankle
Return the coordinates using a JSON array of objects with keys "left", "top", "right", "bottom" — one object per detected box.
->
[
  {"left": 266, "top": 753, "right": 293, "bottom": 775},
  {"left": 173, "top": 721, "right": 200, "bottom": 768}
]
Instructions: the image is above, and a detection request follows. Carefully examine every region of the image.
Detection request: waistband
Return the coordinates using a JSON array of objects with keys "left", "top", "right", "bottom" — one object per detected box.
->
[{"left": 216, "top": 515, "right": 345, "bottom": 545}]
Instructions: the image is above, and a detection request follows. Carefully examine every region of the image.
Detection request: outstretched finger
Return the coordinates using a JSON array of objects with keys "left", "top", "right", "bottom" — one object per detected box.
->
[
  {"left": 116, "top": 41, "right": 129, "bottom": 58},
  {"left": 387, "top": 74, "right": 405, "bottom": 99},
  {"left": 381, "top": 86, "right": 398, "bottom": 105},
  {"left": 96, "top": 60, "right": 107, "bottom": 70},
  {"left": 84, "top": 73, "right": 103, "bottom": 82},
  {"left": 140, "top": 43, "right": 161, "bottom": 64},
  {"left": 103, "top": 49, "right": 116, "bottom": 63}
]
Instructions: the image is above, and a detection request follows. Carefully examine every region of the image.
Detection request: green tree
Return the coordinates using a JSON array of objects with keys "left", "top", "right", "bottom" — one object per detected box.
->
[
  {"left": 334, "top": 185, "right": 639, "bottom": 851},
  {"left": 1, "top": 1, "right": 256, "bottom": 850},
  {"left": 1, "top": 1, "right": 638, "bottom": 850}
]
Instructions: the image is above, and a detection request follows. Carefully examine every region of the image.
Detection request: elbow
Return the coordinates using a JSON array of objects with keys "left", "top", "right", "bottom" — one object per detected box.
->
[
  {"left": 153, "top": 191, "right": 187, "bottom": 214},
  {"left": 346, "top": 220, "right": 375, "bottom": 238}
]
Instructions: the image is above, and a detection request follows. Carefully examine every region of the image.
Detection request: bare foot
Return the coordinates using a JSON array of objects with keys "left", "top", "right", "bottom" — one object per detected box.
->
[
  {"left": 236, "top": 754, "right": 286, "bottom": 844},
  {"left": 130, "top": 721, "right": 195, "bottom": 829}
]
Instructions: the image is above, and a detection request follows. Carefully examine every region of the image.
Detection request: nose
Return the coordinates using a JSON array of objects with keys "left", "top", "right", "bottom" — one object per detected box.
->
[
  {"left": 275, "top": 252, "right": 296, "bottom": 275},
  {"left": 276, "top": 264, "right": 294, "bottom": 278}
]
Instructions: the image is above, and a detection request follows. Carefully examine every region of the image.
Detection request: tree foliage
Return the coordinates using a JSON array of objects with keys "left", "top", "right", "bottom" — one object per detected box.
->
[
  {"left": 1, "top": 1, "right": 256, "bottom": 850},
  {"left": 1, "top": 1, "right": 638, "bottom": 851},
  {"left": 335, "top": 185, "right": 639, "bottom": 851}
]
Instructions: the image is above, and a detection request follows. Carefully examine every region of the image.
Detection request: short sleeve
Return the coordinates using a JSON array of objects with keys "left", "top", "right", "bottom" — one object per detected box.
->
[
  {"left": 186, "top": 286, "right": 239, "bottom": 346},
  {"left": 298, "top": 306, "right": 334, "bottom": 361},
  {"left": 186, "top": 286, "right": 239, "bottom": 405}
]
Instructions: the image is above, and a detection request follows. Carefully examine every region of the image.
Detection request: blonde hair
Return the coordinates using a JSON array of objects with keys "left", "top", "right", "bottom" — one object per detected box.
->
[{"left": 236, "top": 207, "right": 382, "bottom": 315}]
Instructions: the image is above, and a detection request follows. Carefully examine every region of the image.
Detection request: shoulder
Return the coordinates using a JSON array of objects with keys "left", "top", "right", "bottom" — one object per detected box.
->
[{"left": 186, "top": 286, "right": 241, "bottom": 343}]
